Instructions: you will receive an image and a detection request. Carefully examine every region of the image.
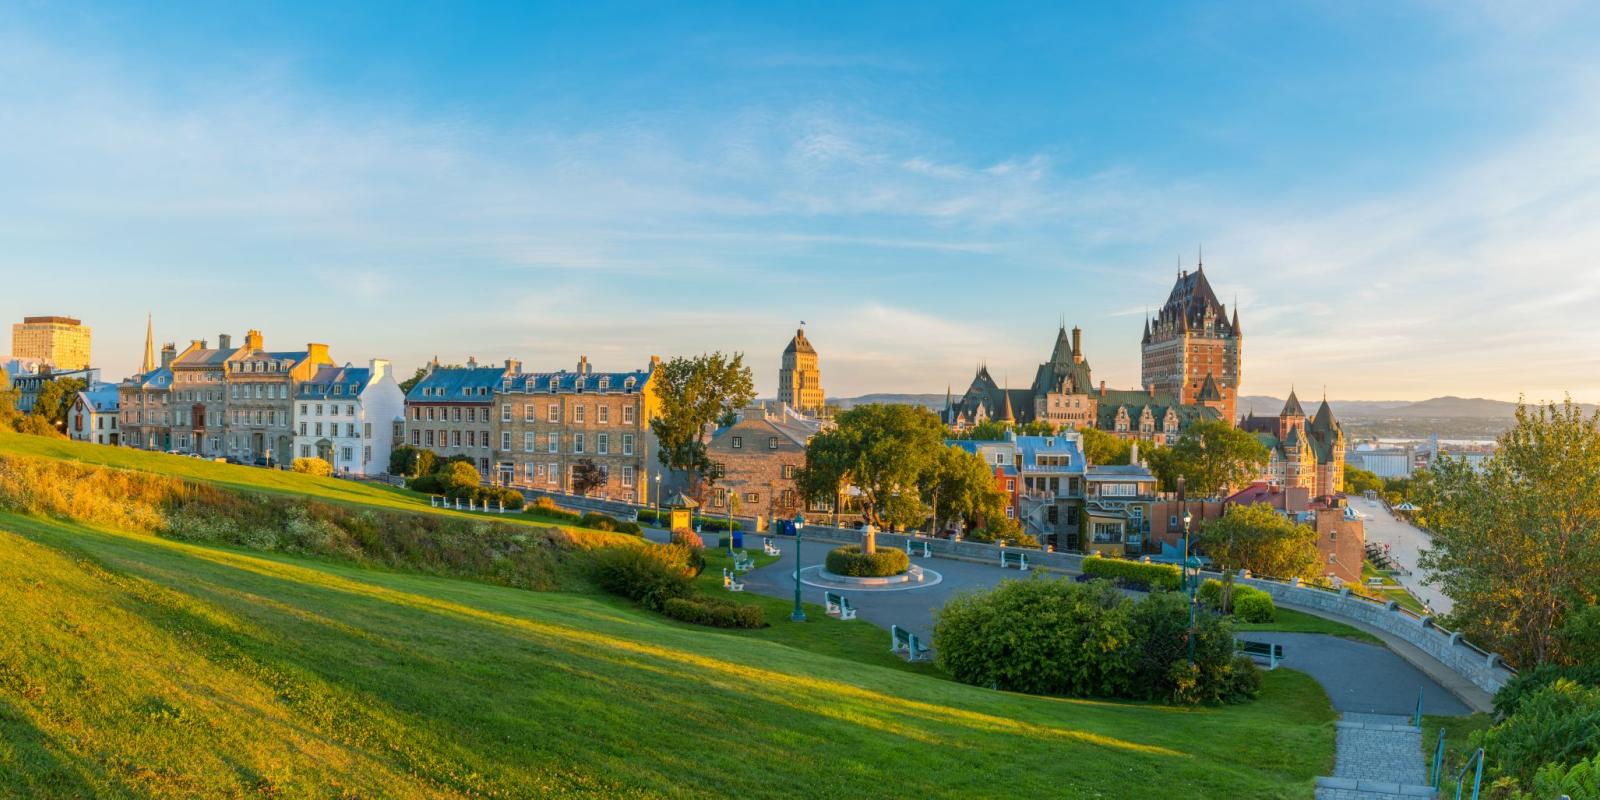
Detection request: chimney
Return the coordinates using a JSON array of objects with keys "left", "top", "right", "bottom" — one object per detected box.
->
[
  {"left": 307, "top": 343, "right": 330, "bottom": 364},
  {"left": 1071, "top": 326, "right": 1081, "bottom": 360},
  {"left": 217, "top": 333, "right": 231, "bottom": 350},
  {"left": 369, "top": 358, "right": 389, "bottom": 380},
  {"left": 190, "top": 339, "right": 205, "bottom": 350},
  {"left": 505, "top": 358, "right": 521, "bottom": 374},
  {"left": 466, "top": 356, "right": 478, "bottom": 369},
  {"left": 577, "top": 355, "right": 590, "bottom": 375},
  {"left": 649, "top": 355, "right": 660, "bottom": 369},
  {"left": 244, "top": 329, "right": 263, "bottom": 351},
  {"left": 1130, "top": 441, "right": 1140, "bottom": 466},
  {"left": 160, "top": 343, "right": 177, "bottom": 368},
  {"left": 1098, "top": 380, "right": 1106, "bottom": 398}
]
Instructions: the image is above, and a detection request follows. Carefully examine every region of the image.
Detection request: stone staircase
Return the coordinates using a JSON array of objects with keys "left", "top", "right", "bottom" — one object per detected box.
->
[{"left": 1314, "top": 713, "right": 1435, "bottom": 799}]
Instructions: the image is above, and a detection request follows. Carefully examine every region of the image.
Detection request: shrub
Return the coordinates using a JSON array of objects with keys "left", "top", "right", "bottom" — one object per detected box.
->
[
  {"left": 579, "top": 511, "right": 619, "bottom": 532},
  {"left": 1081, "top": 555, "right": 1181, "bottom": 591},
  {"left": 1494, "top": 663, "right": 1600, "bottom": 719},
  {"left": 291, "top": 457, "right": 332, "bottom": 476},
  {"left": 936, "top": 579, "right": 1135, "bottom": 697},
  {"left": 670, "top": 530, "right": 705, "bottom": 576},
  {"left": 1125, "top": 589, "right": 1248, "bottom": 704},
  {"left": 1232, "top": 591, "right": 1276, "bottom": 623},
  {"left": 661, "top": 596, "right": 764, "bottom": 629},
  {"left": 964, "top": 518, "right": 1041, "bottom": 548},
  {"left": 407, "top": 474, "right": 443, "bottom": 495},
  {"left": 470, "top": 486, "right": 524, "bottom": 511},
  {"left": 1476, "top": 679, "right": 1600, "bottom": 786},
  {"left": 439, "top": 461, "right": 481, "bottom": 497},
  {"left": 1527, "top": 750, "right": 1600, "bottom": 799},
  {"left": 825, "top": 545, "right": 909, "bottom": 577},
  {"left": 589, "top": 545, "right": 695, "bottom": 611}
]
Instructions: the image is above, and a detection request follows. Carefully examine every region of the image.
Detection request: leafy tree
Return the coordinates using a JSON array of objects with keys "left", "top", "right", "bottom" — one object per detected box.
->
[
  {"left": 398, "top": 367, "right": 429, "bottom": 395},
  {"left": 388, "top": 445, "right": 436, "bottom": 477},
  {"left": 0, "top": 388, "right": 21, "bottom": 430},
  {"left": 649, "top": 352, "right": 756, "bottom": 496},
  {"left": 1080, "top": 427, "right": 1131, "bottom": 466},
  {"left": 291, "top": 457, "right": 332, "bottom": 476},
  {"left": 1146, "top": 420, "right": 1268, "bottom": 496},
  {"left": 1343, "top": 465, "right": 1384, "bottom": 495},
  {"left": 14, "top": 414, "right": 61, "bottom": 437},
  {"left": 955, "top": 419, "right": 1011, "bottom": 441},
  {"left": 30, "top": 376, "right": 87, "bottom": 429},
  {"left": 1417, "top": 401, "right": 1600, "bottom": 667},
  {"left": 1197, "top": 502, "right": 1320, "bottom": 579},
  {"left": 571, "top": 458, "right": 608, "bottom": 496},
  {"left": 922, "top": 445, "right": 1007, "bottom": 533},
  {"left": 796, "top": 404, "right": 945, "bottom": 543},
  {"left": 1017, "top": 420, "right": 1058, "bottom": 436},
  {"left": 440, "top": 461, "right": 481, "bottom": 496}
]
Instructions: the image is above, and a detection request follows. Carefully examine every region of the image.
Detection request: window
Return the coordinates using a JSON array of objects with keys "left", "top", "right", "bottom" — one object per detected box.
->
[
  {"left": 451, "top": 430, "right": 462, "bottom": 448},
  {"left": 547, "top": 463, "right": 557, "bottom": 484},
  {"left": 574, "top": 433, "right": 585, "bottom": 454},
  {"left": 1006, "top": 479, "right": 1015, "bottom": 491},
  {"left": 781, "top": 464, "right": 795, "bottom": 479},
  {"left": 363, "top": 423, "right": 371, "bottom": 439},
  {"left": 547, "top": 432, "right": 559, "bottom": 453},
  {"left": 624, "top": 376, "right": 636, "bottom": 391},
  {"left": 501, "top": 431, "right": 512, "bottom": 450},
  {"left": 732, "top": 436, "right": 743, "bottom": 449},
  {"left": 501, "top": 405, "right": 511, "bottom": 422},
  {"left": 622, "top": 434, "right": 634, "bottom": 455},
  {"left": 364, "top": 446, "right": 371, "bottom": 464},
  {"left": 549, "top": 378, "right": 558, "bottom": 393},
  {"left": 299, "top": 445, "right": 311, "bottom": 458},
  {"left": 597, "top": 433, "right": 609, "bottom": 455},
  {"left": 426, "top": 407, "right": 435, "bottom": 421},
  {"left": 346, "top": 404, "right": 354, "bottom": 416},
  {"left": 598, "top": 377, "right": 610, "bottom": 391},
  {"left": 524, "top": 404, "right": 535, "bottom": 422},
  {"left": 452, "top": 407, "right": 462, "bottom": 423},
  {"left": 412, "top": 430, "right": 421, "bottom": 445},
  {"left": 745, "top": 492, "right": 759, "bottom": 503},
  {"left": 622, "top": 466, "right": 634, "bottom": 487},
  {"left": 623, "top": 406, "right": 635, "bottom": 424},
  {"left": 768, "top": 436, "right": 778, "bottom": 450},
  {"left": 524, "top": 432, "right": 535, "bottom": 452},
  {"left": 299, "top": 422, "right": 307, "bottom": 435},
  {"left": 548, "top": 403, "right": 560, "bottom": 423},
  {"left": 994, "top": 453, "right": 1005, "bottom": 465},
  {"left": 341, "top": 446, "right": 353, "bottom": 462},
  {"left": 574, "top": 405, "right": 586, "bottom": 423},
  {"left": 597, "top": 406, "right": 609, "bottom": 424},
  {"left": 299, "top": 403, "right": 308, "bottom": 415}
]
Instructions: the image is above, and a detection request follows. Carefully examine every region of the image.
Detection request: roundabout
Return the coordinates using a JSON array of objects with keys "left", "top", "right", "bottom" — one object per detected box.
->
[{"left": 794, "top": 564, "right": 943, "bottom": 592}]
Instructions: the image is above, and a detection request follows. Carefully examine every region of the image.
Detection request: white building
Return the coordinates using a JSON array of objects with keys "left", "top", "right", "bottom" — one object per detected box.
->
[
  {"left": 292, "top": 359, "right": 404, "bottom": 476},
  {"left": 68, "top": 383, "right": 120, "bottom": 445},
  {"left": 1349, "top": 446, "right": 1413, "bottom": 479}
]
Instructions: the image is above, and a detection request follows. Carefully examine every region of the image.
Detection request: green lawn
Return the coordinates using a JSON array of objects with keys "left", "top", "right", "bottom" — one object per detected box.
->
[
  {"left": 1236, "top": 607, "right": 1384, "bottom": 645},
  {"left": 1421, "top": 713, "right": 1494, "bottom": 793},
  {"left": 0, "top": 509, "right": 1338, "bottom": 798}
]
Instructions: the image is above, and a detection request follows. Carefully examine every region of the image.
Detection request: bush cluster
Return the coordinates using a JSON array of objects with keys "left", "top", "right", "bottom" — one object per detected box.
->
[
  {"left": 403, "top": 459, "right": 525, "bottom": 510},
  {"left": 1196, "top": 579, "right": 1277, "bottom": 623},
  {"left": 1477, "top": 679, "right": 1600, "bottom": 788},
  {"left": 934, "top": 578, "right": 1258, "bottom": 705},
  {"left": 1081, "top": 555, "right": 1182, "bottom": 591},
  {"left": 669, "top": 530, "right": 706, "bottom": 577},
  {"left": 291, "top": 457, "right": 332, "bottom": 476},
  {"left": 825, "top": 545, "right": 910, "bottom": 577},
  {"left": 962, "top": 519, "right": 1041, "bottom": 548},
  {"left": 661, "top": 596, "right": 764, "bottom": 629},
  {"left": 588, "top": 545, "right": 696, "bottom": 611},
  {"left": 1494, "top": 663, "right": 1600, "bottom": 719},
  {"left": 578, "top": 511, "right": 643, "bottom": 536}
]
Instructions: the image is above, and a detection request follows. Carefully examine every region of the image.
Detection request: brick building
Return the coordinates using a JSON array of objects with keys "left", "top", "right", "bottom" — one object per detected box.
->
[
  {"left": 168, "top": 334, "right": 237, "bottom": 457},
  {"left": 224, "top": 330, "right": 336, "bottom": 465},
  {"left": 705, "top": 403, "right": 822, "bottom": 523},
  {"left": 492, "top": 356, "right": 660, "bottom": 503},
  {"left": 404, "top": 358, "right": 515, "bottom": 476},
  {"left": 1141, "top": 262, "right": 1241, "bottom": 424},
  {"left": 119, "top": 345, "right": 174, "bottom": 451},
  {"left": 1223, "top": 482, "right": 1364, "bottom": 584}
]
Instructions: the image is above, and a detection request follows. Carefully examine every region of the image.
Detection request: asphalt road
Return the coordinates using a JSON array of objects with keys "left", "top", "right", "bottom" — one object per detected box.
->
[{"left": 1349, "top": 496, "right": 1453, "bottom": 614}]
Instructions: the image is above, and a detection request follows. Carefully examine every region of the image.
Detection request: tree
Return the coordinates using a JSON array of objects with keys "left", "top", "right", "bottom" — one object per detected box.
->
[
  {"left": 1416, "top": 400, "right": 1600, "bottom": 667},
  {"left": 796, "top": 404, "right": 946, "bottom": 546},
  {"left": 955, "top": 419, "right": 1010, "bottom": 441},
  {"left": 389, "top": 445, "right": 436, "bottom": 477},
  {"left": 291, "top": 457, "right": 332, "bottom": 476},
  {"left": 571, "top": 458, "right": 608, "bottom": 497},
  {"left": 30, "top": 376, "right": 87, "bottom": 430},
  {"left": 440, "top": 461, "right": 482, "bottom": 496},
  {"left": 922, "top": 445, "right": 1007, "bottom": 533},
  {"left": 1147, "top": 420, "right": 1268, "bottom": 496},
  {"left": 649, "top": 352, "right": 756, "bottom": 496},
  {"left": 0, "top": 388, "right": 22, "bottom": 431},
  {"left": 1343, "top": 465, "right": 1384, "bottom": 496},
  {"left": 1197, "top": 503, "right": 1320, "bottom": 580},
  {"left": 1080, "top": 426, "right": 1131, "bottom": 466},
  {"left": 398, "top": 367, "right": 429, "bottom": 395},
  {"left": 1017, "top": 420, "right": 1057, "bottom": 436}
]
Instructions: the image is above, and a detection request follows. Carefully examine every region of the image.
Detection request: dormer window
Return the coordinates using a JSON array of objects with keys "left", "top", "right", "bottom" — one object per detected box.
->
[
  {"left": 549, "top": 377, "right": 558, "bottom": 393},
  {"left": 598, "top": 377, "right": 610, "bottom": 392},
  {"left": 576, "top": 378, "right": 586, "bottom": 393},
  {"left": 624, "top": 376, "right": 636, "bottom": 393}
]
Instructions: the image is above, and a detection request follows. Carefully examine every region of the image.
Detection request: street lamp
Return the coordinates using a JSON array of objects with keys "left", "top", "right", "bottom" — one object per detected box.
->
[
  {"left": 1178, "top": 476, "right": 1198, "bottom": 666},
  {"left": 654, "top": 473, "right": 661, "bottom": 526},
  {"left": 791, "top": 514, "right": 807, "bottom": 622}
]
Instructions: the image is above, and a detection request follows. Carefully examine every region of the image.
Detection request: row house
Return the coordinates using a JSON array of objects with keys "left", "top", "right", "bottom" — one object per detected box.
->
[
  {"left": 68, "top": 383, "right": 121, "bottom": 445},
  {"left": 492, "top": 356, "right": 660, "bottom": 504},
  {"left": 704, "top": 403, "right": 822, "bottom": 523},
  {"left": 292, "top": 359, "right": 405, "bottom": 476},
  {"left": 1083, "top": 461, "right": 1158, "bottom": 557},
  {"left": 224, "top": 330, "right": 335, "bottom": 465},
  {"left": 118, "top": 344, "right": 175, "bottom": 450},
  {"left": 403, "top": 358, "right": 515, "bottom": 475},
  {"left": 1014, "top": 433, "right": 1087, "bottom": 552},
  {"left": 168, "top": 334, "right": 237, "bottom": 456}
]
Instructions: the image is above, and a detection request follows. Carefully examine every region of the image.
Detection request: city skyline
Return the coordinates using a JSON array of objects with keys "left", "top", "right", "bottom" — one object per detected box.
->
[{"left": 5, "top": 3, "right": 1600, "bottom": 402}]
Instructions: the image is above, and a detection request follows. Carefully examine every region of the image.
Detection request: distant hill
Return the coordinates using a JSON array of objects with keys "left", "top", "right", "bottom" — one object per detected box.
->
[
  {"left": 830, "top": 393, "right": 947, "bottom": 410},
  {"left": 830, "top": 393, "right": 1594, "bottom": 420}
]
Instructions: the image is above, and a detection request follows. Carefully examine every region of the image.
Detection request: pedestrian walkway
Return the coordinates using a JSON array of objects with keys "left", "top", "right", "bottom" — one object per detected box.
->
[{"left": 1314, "top": 713, "right": 1433, "bottom": 799}]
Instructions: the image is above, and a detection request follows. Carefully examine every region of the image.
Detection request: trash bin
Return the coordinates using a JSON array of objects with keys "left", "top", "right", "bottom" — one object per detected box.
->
[{"left": 731, "top": 531, "right": 744, "bottom": 549}]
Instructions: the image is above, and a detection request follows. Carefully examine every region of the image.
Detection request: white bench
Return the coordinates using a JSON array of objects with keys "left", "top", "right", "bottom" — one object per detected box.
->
[
  {"left": 732, "top": 550, "right": 755, "bottom": 572},
  {"left": 762, "top": 537, "right": 782, "bottom": 557},
  {"left": 908, "top": 564, "right": 925, "bottom": 582},
  {"left": 891, "top": 625, "right": 930, "bottom": 662},
  {"left": 1000, "top": 551, "right": 1030, "bottom": 571},
  {"left": 824, "top": 591, "right": 857, "bottom": 620},
  {"left": 905, "top": 540, "right": 931, "bottom": 558},
  {"left": 721, "top": 568, "right": 745, "bottom": 592}
]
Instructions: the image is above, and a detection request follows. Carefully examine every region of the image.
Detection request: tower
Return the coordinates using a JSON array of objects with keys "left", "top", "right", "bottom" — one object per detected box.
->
[
  {"left": 1140, "top": 256, "right": 1242, "bottom": 424},
  {"left": 778, "top": 328, "right": 824, "bottom": 415},
  {"left": 142, "top": 314, "right": 155, "bottom": 375}
]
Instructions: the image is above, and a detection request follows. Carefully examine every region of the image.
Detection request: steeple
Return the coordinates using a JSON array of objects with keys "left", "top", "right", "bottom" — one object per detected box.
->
[
  {"left": 1281, "top": 388, "right": 1305, "bottom": 418},
  {"left": 999, "top": 377, "right": 1015, "bottom": 423},
  {"left": 1231, "top": 304, "right": 1241, "bottom": 336},
  {"left": 141, "top": 314, "right": 155, "bottom": 374}
]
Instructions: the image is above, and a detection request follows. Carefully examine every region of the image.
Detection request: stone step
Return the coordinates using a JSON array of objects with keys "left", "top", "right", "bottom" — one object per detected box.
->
[
  {"left": 1335, "top": 720, "right": 1422, "bottom": 733},
  {"left": 1314, "top": 776, "right": 1436, "bottom": 798}
]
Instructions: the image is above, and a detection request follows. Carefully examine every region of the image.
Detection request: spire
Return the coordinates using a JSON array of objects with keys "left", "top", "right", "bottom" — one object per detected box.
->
[
  {"left": 999, "top": 387, "right": 1015, "bottom": 423},
  {"left": 1197, "top": 243, "right": 1204, "bottom": 271},
  {"left": 141, "top": 314, "right": 155, "bottom": 374},
  {"left": 1281, "top": 387, "right": 1305, "bottom": 418},
  {"left": 1231, "top": 303, "right": 1241, "bottom": 336}
]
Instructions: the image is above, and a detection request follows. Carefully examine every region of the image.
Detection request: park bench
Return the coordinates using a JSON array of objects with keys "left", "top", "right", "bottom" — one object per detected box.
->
[
  {"left": 905, "top": 540, "right": 931, "bottom": 558},
  {"left": 908, "top": 564, "right": 925, "bottom": 582},
  {"left": 824, "top": 591, "right": 857, "bottom": 621},
  {"left": 721, "top": 568, "right": 745, "bottom": 592},
  {"left": 999, "top": 551, "right": 1030, "bottom": 571},
  {"left": 762, "top": 537, "right": 782, "bottom": 557},
  {"left": 732, "top": 551, "right": 755, "bottom": 572},
  {"left": 1235, "top": 639, "right": 1283, "bottom": 669},
  {"left": 890, "top": 625, "right": 931, "bottom": 662}
]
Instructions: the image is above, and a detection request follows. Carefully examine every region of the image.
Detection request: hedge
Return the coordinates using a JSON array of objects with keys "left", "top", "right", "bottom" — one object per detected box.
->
[
  {"left": 825, "top": 545, "right": 909, "bottom": 577},
  {"left": 1081, "top": 555, "right": 1181, "bottom": 591},
  {"left": 661, "top": 597, "right": 764, "bottom": 629},
  {"left": 637, "top": 508, "right": 742, "bottom": 532},
  {"left": 1196, "top": 579, "right": 1276, "bottom": 623}
]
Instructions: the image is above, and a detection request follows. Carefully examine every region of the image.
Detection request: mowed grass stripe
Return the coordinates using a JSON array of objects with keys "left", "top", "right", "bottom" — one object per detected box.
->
[{"left": 1, "top": 511, "right": 1335, "bottom": 798}]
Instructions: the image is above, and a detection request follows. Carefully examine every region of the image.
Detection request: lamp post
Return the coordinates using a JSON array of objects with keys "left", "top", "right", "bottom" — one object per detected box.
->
[
  {"left": 654, "top": 473, "right": 661, "bottom": 527},
  {"left": 1178, "top": 476, "right": 1197, "bottom": 666},
  {"left": 790, "top": 514, "right": 807, "bottom": 622}
]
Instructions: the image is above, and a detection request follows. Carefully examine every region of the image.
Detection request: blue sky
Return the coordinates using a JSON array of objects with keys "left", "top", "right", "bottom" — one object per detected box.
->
[{"left": 4, "top": 2, "right": 1599, "bottom": 401}]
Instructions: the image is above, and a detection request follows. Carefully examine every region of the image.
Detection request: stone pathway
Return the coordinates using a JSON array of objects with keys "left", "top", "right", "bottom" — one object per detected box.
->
[{"left": 1314, "top": 713, "right": 1434, "bottom": 799}]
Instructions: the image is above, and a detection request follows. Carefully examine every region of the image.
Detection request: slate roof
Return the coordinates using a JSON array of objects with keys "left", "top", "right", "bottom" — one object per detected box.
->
[
  {"left": 1241, "top": 394, "right": 1343, "bottom": 466},
  {"left": 1093, "top": 389, "right": 1221, "bottom": 431},
  {"left": 1015, "top": 434, "right": 1086, "bottom": 474},
  {"left": 122, "top": 367, "right": 172, "bottom": 390},
  {"left": 1197, "top": 373, "right": 1222, "bottom": 402},
  {"left": 171, "top": 347, "right": 237, "bottom": 367},
  {"left": 76, "top": 383, "right": 120, "bottom": 412},
  {"left": 1281, "top": 389, "right": 1305, "bottom": 417},
  {"left": 783, "top": 329, "right": 816, "bottom": 355},
  {"left": 408, "top": 365, "right": 511, "bottom": 403},
  {"left": 502, "top": 368, "right": 652, "bottom": 396},
  {"left": 297, "top": 365, "right": 374, "bottom": 400}
]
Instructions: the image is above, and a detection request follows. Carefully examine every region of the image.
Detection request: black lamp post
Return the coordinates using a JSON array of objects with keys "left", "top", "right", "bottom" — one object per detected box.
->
[{"left": 790, "top": 514, "right": 807, "bottom": 622}]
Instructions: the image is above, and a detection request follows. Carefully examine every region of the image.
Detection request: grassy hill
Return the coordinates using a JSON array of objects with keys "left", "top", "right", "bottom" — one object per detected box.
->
[{"left": 0, "top": 434, "right": 1337, "bottom": 798}]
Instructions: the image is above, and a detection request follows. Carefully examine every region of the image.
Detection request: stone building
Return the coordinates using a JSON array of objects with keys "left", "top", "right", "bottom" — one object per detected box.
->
[
  {"left": 404, "top": 358, "right": 516, "bottom": 476},
  {"left": 944, "top": 324, "right": 1218, "bottom": 444},
  {"left": 1141, "top": 262, "right": 1241, "bottom": 424},
  {"left": 11, "top": 315, "right": 92, "bottom": 371},
  {"left": 1240, "top": 390, "right": 1346, "bottom": 498},
  {"left": 224, "top": 330, "right": 335, "bottom": 465},
  {"left": 705, "top": 404, "right": 822, "bottom": 523},
  {"left": 491, "top": 356, "right": 659, "bottom": 503},
  {"left": 68, "top": 383, "right": 120, "bottom": 445},
  {"left": 293, "top": 360, "right": 405, "bottom": 476},
  {"left": 1083, "top": 462, "right": 1158, "bottom": 557},
  {"left": 119, "top": 343, "right": 174, "bottom": 450},
  {"left": 777, "top": 328, "right": 825, "bottom": 415},
  {"left": 167, "top": 334, "right": 237, "bottom": 456},
  {"left": 1222, "top": 482, "right": 1365, "bottom": 584}
]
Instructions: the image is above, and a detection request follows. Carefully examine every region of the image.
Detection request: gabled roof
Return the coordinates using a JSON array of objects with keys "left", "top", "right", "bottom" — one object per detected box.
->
[
  {"left": 122, "top": 367, "right": 172, "bottom": 390},
  {"left": 171, "top": 347, "right": 237, "bottom": 368},
  {"left": 409, "top": 365, "right": 511, "bottom": 403},
  {"left": 504, "top": 367, "right": 653, "bottom": 396},
  {"left": 76, "top": 383, "right": 120, "bottom": 412},
  {"left": 1197, "top": 372, "right": 1222, "bottom": 402},
  {"left": 1281, "top": 389, "right": 1305, "bottom": 418},
  {"left": 1310, "top": 399, "right": 1337, "bottom": 433}
]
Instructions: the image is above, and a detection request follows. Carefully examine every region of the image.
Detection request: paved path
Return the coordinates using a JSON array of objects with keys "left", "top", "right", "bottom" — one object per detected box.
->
[
  {"left": 1349, "top": 497, "right": 1452, "bottom": 614},
  {"left": 1314, "top": 713, "right": 1434, "bottom": 799}
]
